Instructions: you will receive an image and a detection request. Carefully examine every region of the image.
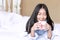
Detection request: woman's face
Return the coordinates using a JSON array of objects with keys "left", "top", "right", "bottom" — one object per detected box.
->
[{"left": 37, "top": 8, "right": 47, "bottom": 21}]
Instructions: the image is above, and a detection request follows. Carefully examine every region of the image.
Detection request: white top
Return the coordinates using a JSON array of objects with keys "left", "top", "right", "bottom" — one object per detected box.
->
[{"left": 23, "top": 31, "right": 60, "bottom": 40}]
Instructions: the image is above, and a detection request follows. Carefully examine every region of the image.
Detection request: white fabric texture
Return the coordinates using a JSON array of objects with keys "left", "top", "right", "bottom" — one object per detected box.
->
[{"left": 0, "top": 11, "right": 60, "bottom": 40}]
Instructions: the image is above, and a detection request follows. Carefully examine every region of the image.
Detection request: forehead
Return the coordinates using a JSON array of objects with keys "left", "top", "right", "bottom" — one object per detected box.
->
[{"left": 39, "top": 8, "right": 46, "bottom": 13}]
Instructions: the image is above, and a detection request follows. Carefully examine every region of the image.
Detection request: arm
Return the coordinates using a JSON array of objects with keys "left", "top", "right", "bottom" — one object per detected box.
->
[
  {"left": 30, "top": 23, "right": 38, "bottom": 37},
  {"left": 30, "top": 30, "right": 35, "bottom": 37},
  {"left": 47, "top": 24, "right": 52, "bottom": 40},
  {"left": 24, "top": 33, "right": 38, "bottom": 40},
  {"left": 47, "top": 29, "right": 52, "bottom": 40},
  {"left": 26, "top": 22, "right": 39, "bottom": 40}
]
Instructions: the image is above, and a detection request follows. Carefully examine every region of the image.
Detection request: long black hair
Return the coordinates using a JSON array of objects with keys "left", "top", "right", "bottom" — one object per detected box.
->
[{"left": 26, "top": 3, "right": 54, "bottom": 34}]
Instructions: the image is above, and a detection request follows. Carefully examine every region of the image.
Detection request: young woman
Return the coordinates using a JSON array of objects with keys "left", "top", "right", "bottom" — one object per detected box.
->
[{"left": 25, "top": 3, "right": 54, "bottom": 40}]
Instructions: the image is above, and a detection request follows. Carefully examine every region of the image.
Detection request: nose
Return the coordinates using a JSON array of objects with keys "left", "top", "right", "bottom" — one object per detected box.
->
[
  {"left": 40, "top": 15, "right": 44, "bottom": 20},
  {"left": 41, "top": 15, "right": 44, "bottom": 18}
]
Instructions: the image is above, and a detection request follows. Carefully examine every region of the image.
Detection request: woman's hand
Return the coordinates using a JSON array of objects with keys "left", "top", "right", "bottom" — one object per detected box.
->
[
  {"left": 31, "top": 22, "right": 42, "bottom": 31},
  {"left": 30, "top": 22, "right": 41, "bottom": 37},
  {"left": 30, "top": 22, "right": 46, "bottom": 37}
]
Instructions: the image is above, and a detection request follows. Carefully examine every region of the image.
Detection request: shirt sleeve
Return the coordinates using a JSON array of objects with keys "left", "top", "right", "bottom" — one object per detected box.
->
[{"left": 24, "top": 33, "right": 38, "bottom": 40}]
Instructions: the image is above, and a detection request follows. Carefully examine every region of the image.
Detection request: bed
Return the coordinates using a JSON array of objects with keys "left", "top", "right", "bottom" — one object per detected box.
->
[
  {"left": 0, "top": 0, "right": 60, "bottom": 40},
  {"left": 0, "top": 11, "right": 60, "bottom": 40}
]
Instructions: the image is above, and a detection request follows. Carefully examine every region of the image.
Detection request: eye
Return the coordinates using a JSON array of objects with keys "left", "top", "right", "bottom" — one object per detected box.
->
[{"left": 38, "top": 13, "right": 41, "bottom": 15}]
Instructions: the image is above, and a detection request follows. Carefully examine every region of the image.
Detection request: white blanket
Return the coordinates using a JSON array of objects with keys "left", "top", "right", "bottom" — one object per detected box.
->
[{"left": 0, "top": 11, "right": 60, "bottom": 40}]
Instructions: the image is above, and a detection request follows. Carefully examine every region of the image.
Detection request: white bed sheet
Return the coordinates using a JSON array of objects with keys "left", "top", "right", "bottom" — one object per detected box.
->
[{"left": 0, "top": 11, "right": 60, "bottom": 40}]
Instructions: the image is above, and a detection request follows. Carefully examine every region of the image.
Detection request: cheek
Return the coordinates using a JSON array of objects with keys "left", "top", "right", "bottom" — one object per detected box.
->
[
  {"left": 44, "top": 16, "right": 47, "bottom": 19},
  {"left": 37, "top": 15, "right": 40, "bottom": 19},
  {"left": 37, "top": 15, "right": 39, "bottom": 21}
]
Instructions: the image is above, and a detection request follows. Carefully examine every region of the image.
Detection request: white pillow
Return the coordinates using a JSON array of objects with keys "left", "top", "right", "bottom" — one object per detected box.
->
[
  {"left": 0, "top": 11, "right": 22, "bottom": 30},
  {"left": 53, "top": 24, "right": 60, "bottom": 35}
]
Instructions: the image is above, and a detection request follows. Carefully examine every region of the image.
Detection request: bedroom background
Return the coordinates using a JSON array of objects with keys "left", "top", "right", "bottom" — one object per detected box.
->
[
  {"left": 0, "top": 0, "right": 60, "bottom": 40},
  {"left": 21, "top": 0, "right": 60, "bottom": 23},
  {"left": 0, "top": 0, "right": 60, "bottom": 23}
]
